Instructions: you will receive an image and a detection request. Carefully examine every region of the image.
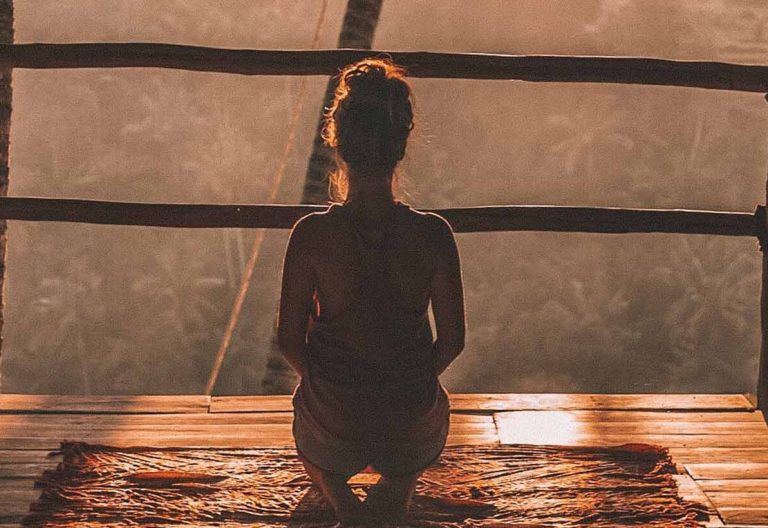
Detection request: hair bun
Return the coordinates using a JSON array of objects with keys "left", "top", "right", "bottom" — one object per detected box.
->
[
  {"left": 322, "top": 58, "right": 414, "bottom": 199},
  {"left": 324, "top": 58, "right": 413, "bottom": 156},
  {"left": 344, "top": 63, "right": 389, "bottom": 98}
]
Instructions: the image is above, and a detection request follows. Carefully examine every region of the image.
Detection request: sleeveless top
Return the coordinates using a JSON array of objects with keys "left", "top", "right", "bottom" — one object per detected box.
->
[
  {"left": 291, "top": 200, "right": 450, "bottom": 475},
  {"left": 305, "top": 200, "right": 435, "bottom": 384}
]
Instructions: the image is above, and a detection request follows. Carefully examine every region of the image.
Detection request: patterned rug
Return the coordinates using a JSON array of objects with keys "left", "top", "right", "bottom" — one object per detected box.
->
[{"left": 23, "top": 442, "right": 709, "bottom": 527}]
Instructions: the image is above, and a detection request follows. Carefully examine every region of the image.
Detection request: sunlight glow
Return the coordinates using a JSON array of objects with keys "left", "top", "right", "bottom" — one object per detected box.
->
[{"left": 497, "top": 411, "right": 582, "bottom": 445}]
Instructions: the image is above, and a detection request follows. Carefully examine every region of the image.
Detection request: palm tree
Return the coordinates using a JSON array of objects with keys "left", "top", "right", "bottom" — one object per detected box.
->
[
  {"left": 261, "top": 0, "right": 384, "bottom": 394},
  {"left": 0, "top": 0, "right": 12, "bottom": 393},
  {"left": 301, "top": 0, "right": 384, "bottom": 204}
]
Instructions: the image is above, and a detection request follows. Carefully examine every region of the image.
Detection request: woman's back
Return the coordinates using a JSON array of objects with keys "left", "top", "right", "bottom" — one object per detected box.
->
[
  {"left": 302, "top": 199, "right": 442, "bottom": 380},
  {"left": 308, "top": 201, "right": 437, "bottom": 327}
]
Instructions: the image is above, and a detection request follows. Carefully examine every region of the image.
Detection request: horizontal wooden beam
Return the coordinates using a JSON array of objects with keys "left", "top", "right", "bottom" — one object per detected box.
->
[
  {"left": 0, "top": 197, "right": 761, "bottom": 237},
  {"left": 0, "top": 44, "right": 767, "bottom": 92}
]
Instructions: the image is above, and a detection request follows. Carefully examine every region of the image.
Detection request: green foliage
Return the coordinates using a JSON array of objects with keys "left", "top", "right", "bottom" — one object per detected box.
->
[{"left": 2, "top": 0, "right": 765, "bottom": 394}]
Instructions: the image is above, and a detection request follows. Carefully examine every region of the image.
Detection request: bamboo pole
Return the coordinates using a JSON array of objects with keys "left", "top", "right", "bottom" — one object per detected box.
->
[
  {"left": 205, "top": 0, "right": 330, "bottom": 396},
  {"left": 0, "top": 197, "right": 759, "bottom": 237},
  {"left": 0, "top": 44, "right": 767, "bottom": 92},
  {"left": 0, "top": 2, "right": 11, "bottom": 393}
]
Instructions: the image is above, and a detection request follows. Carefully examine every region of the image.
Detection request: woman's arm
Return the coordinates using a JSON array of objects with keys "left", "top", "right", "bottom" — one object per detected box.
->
[
  {"left": 429, "top": 215, "right": 466, "bottom": 376},
  {"left": 277, "top": 217, "right": 316, "bottom": 379}
]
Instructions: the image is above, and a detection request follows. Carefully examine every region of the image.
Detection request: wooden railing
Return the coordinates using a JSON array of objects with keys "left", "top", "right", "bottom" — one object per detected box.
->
[
  {"left": 1, "top": 44, "right": 767, "bottom": 414},
  {"left": 1, "top": 44, "right": 768, "bottom": 92},
  {"left": 0, "top": 197, "right": 762, "bottom": 236}
]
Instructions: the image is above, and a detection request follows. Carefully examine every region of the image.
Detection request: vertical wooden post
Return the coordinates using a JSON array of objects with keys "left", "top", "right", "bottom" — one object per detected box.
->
[
  {"left": 0, "top": 1, "right": 12, "bottom": 392},
  {"left": 760, "top": 200, "right": 768, "bottom": 417}
]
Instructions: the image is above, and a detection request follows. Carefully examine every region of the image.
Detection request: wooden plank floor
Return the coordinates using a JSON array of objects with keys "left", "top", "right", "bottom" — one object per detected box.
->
[{"left": 0, "top": 393, "right": 764, "bottom": 526}]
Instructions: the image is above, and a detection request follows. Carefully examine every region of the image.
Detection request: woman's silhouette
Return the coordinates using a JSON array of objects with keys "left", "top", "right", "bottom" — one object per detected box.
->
[{"left": 277, "top": 58, "right": 465, "bottom": 525}]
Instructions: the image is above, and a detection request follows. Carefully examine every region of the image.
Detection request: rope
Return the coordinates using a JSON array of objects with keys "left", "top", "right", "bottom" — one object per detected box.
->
[{"left": 205, "top": 0, "right": 329, "bottom": 395}]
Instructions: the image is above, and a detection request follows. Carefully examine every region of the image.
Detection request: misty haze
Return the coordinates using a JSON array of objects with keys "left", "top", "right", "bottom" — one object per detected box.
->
[{"left": 1, "top": 1, "right": 765, "bottom": 396}]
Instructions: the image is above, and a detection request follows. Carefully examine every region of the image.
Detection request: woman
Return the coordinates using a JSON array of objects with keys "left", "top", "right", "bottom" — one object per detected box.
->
[{"left": 277, "top": 58, "right": 465, "bottom": 525}]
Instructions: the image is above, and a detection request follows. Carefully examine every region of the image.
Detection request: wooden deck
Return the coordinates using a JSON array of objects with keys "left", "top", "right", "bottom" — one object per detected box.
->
[{"left": 0, "top": 393, "right": 765, "bottom": 526}]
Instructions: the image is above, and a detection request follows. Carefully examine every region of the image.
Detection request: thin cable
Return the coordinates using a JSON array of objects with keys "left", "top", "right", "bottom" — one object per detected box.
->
[{"left": 205, "top": 0, "right": 329, "bottom": 395}]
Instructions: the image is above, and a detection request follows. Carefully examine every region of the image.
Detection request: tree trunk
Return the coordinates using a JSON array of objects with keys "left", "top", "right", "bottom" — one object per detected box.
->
[
  {"left": 301, "top": 0, "right": 384, "bottom": 205},
  {"left": 0, "top": 0, "right": 12, "bottom": 393},
  {"left": 261, "top": 0, "right": 383, "bottom": 394}
]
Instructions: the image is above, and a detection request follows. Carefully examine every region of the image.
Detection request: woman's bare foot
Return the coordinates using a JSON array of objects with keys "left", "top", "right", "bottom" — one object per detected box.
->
[
  {"left": 297, "top": 452, "right": 368, "bottom": 525},
  {"left": 364, "top": 474, "right": 419, "bottom": 523}
]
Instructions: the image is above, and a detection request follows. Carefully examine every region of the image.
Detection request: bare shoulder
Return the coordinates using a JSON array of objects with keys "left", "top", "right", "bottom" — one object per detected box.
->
[
  {"left": 401, "top": 205, "right": 453, "bottom": 239},
  {"left": 287, "top": 206, "right": 338, "bottom": 248}
]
